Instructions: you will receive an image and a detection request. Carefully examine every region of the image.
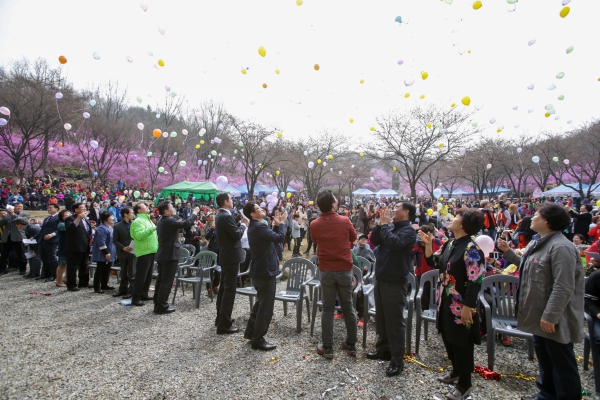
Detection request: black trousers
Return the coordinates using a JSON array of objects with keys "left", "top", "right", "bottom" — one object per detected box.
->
[
  {"left": 117, "top": 256, "right": 135, "bottom": 295},
  {"left": 216, "top": 263, "right": 239, "bottom": 330},
  {"left": 154, "top": 260, "right": 178, "bottom": 311},
  {"left": 532, "top": 334, "right": 582, "bottom": 400},
  {"left": 93, "top": 261, "right": 112, "bottom": 291},
  {"left": 292, "top": 238, "right": 300, "bottom": 255},
  {"left": 244, "top": 276, "right": 276, "bottom": 345},
  {"left": 0, "top": 239, "right": 27, "bottom": 273},
  {"left": 132, "top": 253, "right": 155, "bottom": 303},
  {"left": 442, "top": 335, "right": 474, "bottom": 391},
  {"left": 66, "top": 251, "right": 89, "bottom": 289},
  {"left": 39, "top": 241, "right": 59, "bottom": 279},
  {"left": 374, "top": 280, "right": 408, "bottom": 369}
]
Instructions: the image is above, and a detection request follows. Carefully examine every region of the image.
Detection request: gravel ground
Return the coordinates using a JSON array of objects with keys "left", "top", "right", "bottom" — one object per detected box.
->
[{"left": 0, "top": 247, "right": 596, "bottom": 399}]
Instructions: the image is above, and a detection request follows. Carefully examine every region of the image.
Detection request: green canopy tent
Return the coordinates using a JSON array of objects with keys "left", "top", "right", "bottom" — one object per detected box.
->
[{"left": 155, "top": 181, "right": 221, "bottom": 206}]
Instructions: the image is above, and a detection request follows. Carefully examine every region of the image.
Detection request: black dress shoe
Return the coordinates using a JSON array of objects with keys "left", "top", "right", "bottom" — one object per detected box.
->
[
  {"left": 154, "top": 307, "right": 176, "bottom": 314},
  {"left": 44, "top": 278, "right": 55, "bottom": 282},
  {"left": 94, "top": 290, "right": 105, "bottom": 294},
  {"left": 215, "top": 318, "right": 235, "bottom": 327},
  {"left": 122, "top": 294, "right": 132, "bottom": 299},
  {"left": 35, "top": 276, "right": 45, "bottom": 280},
  {"left": 102, "top": 286, "right": 115, "bottom": 291},
  {"left": 18, "top": 271, "right": 26, "bottom": 275},
  {"left": 131, "top": 301, "right": 145, "bottom": 306},
  {"left": 386, "top": 364, "right": 402, "bottom": 377},
  {"left": 24, "top": 275, "right": 35, "bottom": 279},
  {"left": 217, "top": 327, "right": 240, "bottom": 335},
  {"left": 67, "top": 287, "right": 80, "bottom": 292},
  {"left": 141, "top": 296, "right": 153, "bottom": 301},
  {"left": 366, "top": 351, "right": 392, "bottom": 361},
  {"left": 251, "top": 342, "right": 277, "bottom": 351},
  {"left": 112, "top": 292, "right": 126, "bottom": 297},
  {"left": 79, "top": 285, "right": 93, "bottom": 289}
]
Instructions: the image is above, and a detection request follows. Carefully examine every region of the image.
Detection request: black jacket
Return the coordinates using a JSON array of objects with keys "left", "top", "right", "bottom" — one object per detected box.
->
[
  {"left": 570, "top": 210, "right": 592, "bottom": 238},
  {"left": 36, "top": 214, "right": 60, "bottom": 245},
  {"left": 215, "top": 209, "right": 246, "bottom": 265},
  {"left": 370, "top": 220, "right": 417, "bottom": 283},
  {"left": 155, "top": 213, "right": 197, "bottom": 262},
  {"left": 65, "top": 215, "right": 92, "bottom": 253},
  {"left": 113, "top": 220, "right": 134, "bottom": 260},
  {"left": 247, "top": 220, "right": 285, "bottom": 278}
]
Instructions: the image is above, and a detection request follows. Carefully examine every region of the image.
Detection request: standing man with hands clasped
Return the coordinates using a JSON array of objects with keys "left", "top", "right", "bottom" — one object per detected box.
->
[
  {"left": 366, "top": 201, "right": 417, "bottom": 378},
  {"left": 214, "top": 192, "right": 249, "bottom": 334},
  {"left": 242, "top": 202, "right": 287, "bottom": 351},
  {"left": 154, "top": 202, "right": 199, "bottom": 314},
  {"left": 113, "top": 207, "right": 135, "bottom": 298}
]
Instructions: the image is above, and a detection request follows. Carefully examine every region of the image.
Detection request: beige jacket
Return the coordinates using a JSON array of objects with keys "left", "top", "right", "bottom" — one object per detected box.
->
[{"left": 504, "top": 231, "right": 584, "bottom": 344}]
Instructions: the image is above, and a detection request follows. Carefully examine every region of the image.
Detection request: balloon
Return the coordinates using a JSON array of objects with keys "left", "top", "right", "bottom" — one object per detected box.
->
[
  {"left": 152, "top": 129, "right": 161, "bottom": 138},
  {"left": 472, "top": 122, "right": 478, "bottom": 128},
  {"left": 137, "top": 123, "right": 144, "bottom": 130},
  {"left": 90, "top": 140, "right": 99, "bottom": 149},
  {"left": 147, "top": 152, "right": 153, "bottom": 157},
  {"left": 308, "top": 161, "right": 314, "bottom": 169},
  {"left": 82, "top": 112, "right": 90, "bottom": 119},
  {"left": 528, "top": 38, "right": 536, "bottom": 46},
  {"left": 566, "top": 46, "right": 574, "bottom": 54},
  {"left": 0, "top": 118, "right": 7, "bottom": 126},
  {"left": 296, "top": 0, "right": 303, "bottom": 5},
  {"left": 472, "top": 1, "right": 482, "bottom": 10},
  {"left": 489, "top": 118, "right": 496, "bottom": 124},
  {"left": 162, "top": 132, "right": 168, "bottom": 138},
  {"left": 474, "top": 103, "right": 483, "bottom": 110},
  {"left": 158, "top": 59, "right": 165, "bottom": 67},
  {"left": 527, "top": 84, "right": 534, "bottom": 90},
  {"left": 260, "top": 202, "right": 266, "bottom": 208},
  {"left": 275, "top": 69, "right": 280, "bottom": 74},
  {"left": 404, "top": 93, "right": 410, "bottom": 98},
  {"left": 0, "top": 106, "right": 10, "bottom": 116},
  {"left": 277, "top": 132, "right": 283, "bottom": 138},
  {"left": 512, "top": 105, "right": 518, "bottom": 110},
  {"left": 360, "top": 79, "right": 364, "bottom": 84},
  {"left": 158, "top": 167, "right": 165, "bottom": 173},
  {"left": 433, "top": 188, "right": 442, "bottom": 198},
  {"left": 199, "top": 128, "right": 206, "bottom": 136},
  {"left": 547, "top": 84, "right": 556, "bottom": 90},
  {"left": 258, "top": 46, "right": 266, "bottom": 57},
  {"left": 136, "top": 96, "right": 143, "bottom": 103},
  {"left": 349, "top": 118, "right": 354, "bottom": 123},
  {"left": 461, "top": 96, "right": 471, "bottom": 106},
  {"left": 475, "top": 235, "right": 495, "bottom": 256},
  {"left": 241, "top": 69, "right": 247, "bottom": 75},
  {"left": 532, "top": 156, "right": 540, "bottom": 163},
  {"left": 528, "top": 108, "right": 534, "bottom": 113},
  {"left": 314, "top": 64, "right": 320, "bottom": 71},
  {"left": 438, "top": 143, "right": 444, "bottom": 148},
  {"left": 419, "top": 191, "right": 424, "bottom": 196},
  {"left": 126, "top": 56, "right": 133, "bottom": 63},
  {"left": 238, "top": 141, "right": 243, "bottom": 146},
  {"left": 370, "top": 177, "right": 374, "bottom": 181},
  {"left": 158, "top": 27, "right": 165, "bottom": 35},
  {"left": 558, "top": 95, "right": 564, "bottom": 101},
  {"left": 55, "top": 92, "right": 63, "bottom": 99},
  {"left": 556, "top": 72, "right": 565, "bottom": 79},
  {"left": 395, "top": 16, "right": 402, "bottom": 24},
  {"left": 404, "top": 78, "right": 415, "bottom": 86},
  {"left": 427, "top": 209, "right": 434, "bottom": 216},
  {"left": 210, "top": 150, "right": 217, "bottom": 156},
  {"left": 200, "top": 140, "right": 205, "bottom": 145},
  {"left": 440, "top": 197, "right": 444, "bottom": 201},
  {"left": 216, "top": 176, "right": 228, "bottom": 190},
  {"left": 92, "top": 52, "right": 101, "bottom": 60},
  {"left": 286, "top": 193, "right": 292, "bottom": 199},
  {"left": 218, "top": 124, "right": 224, "bottom": 130},
  {"left": 89, "top": 100, "right": 96, "bottom": 107},
  {"left": 564, "top": 159, "right": 570, "bottom": 165},
  {"left": 93, "top": 172, "right": 98, "bottom": 177},
  {"left": 280, "top": 192, "right": 286, "bottom": 198},
  {"left": 91, "top": 192, "right": 96, "bottom": 197},
  {"left": 64, "top": 123, "right": 72, "bottom": 131},
  {"left": 262, "top": 83, "right": 267, "bottom": 89},
  {"left": 421, "top": 71, "right": 428, "bottom": 80},
  {"left": 134, "top": 190, "right": 141, "bottom": 198},
  {"left": 517, "top": 147, "right": 522, "bottom": 153},
  {"left": 559, "top": 6, "right": 570, "bottom": 18},
  {"left": 195, "top": 145, "right": 200, "bottom": 149},
  {"left": 58, "top": 55, "right": 68, "bottom": 64},
  {"left": 170, "top": 131, "right": 177, "bottom": 138},
  {"left": 437, "top": 203, "right": 443, "bottom": 210},
  {"left": 459, "top": 148, "right": 466, "bottom": 155},
  {"left": 359, "top": 152, "right": 364, "bottom": 157},
  {"left": 140, "top": 3, "right": 148, "bottom": 11},
  {"left": 486, "top": 164, "right": 492, "bottom": 169},
  {"left": 181, "top": 129, "right": 188, "bottom": 136},
  {"left": 552, "top": 157, "right": 559, "bottom": 162},
  {"left": 397, "top": 60, "right": 404, "bottom": 65}
]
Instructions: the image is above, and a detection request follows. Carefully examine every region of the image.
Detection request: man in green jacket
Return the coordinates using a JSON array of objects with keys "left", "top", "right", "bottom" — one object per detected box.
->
[{"left": 130, "top": 203, "right": 158, "bottom": 306}]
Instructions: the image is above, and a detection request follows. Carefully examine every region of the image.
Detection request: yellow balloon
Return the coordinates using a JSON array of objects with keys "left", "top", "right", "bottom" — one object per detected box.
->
[
  {"left": 275, "top": 69, "right": 280, "bottom": 74},
  {"left": 421, "top": 71, "right": 429, "bottom": 80},
  {"left": 370, "top": 126, "right": 375, "bottom": 131},
  {"left": 158, "top": 59, "right": 165, "bottom": 67},
  {"left": 276, "top": 170, "right": 280, "bottom": 175},
  {"left": 349, "top": 118, "right": 354, "bottom": 123},
  {"left": 286, "top": 192, "right": 292, "bottom": 198},
  {"left": 497, "top": 129, "right": 502, "bottom": 133},
  {"left": 404, "top": 93, "right": 410, "bottom": 98},
  {"left": 438, "top": 143, "right": 444, "bottom": 148},
  {"left": 309, "top": 200, "right": 314, "bottom": 205},
  {"left": 596, "top": 200, "right": 600, "bottom": 206},
  {"left": 439, "top": 197, "right": 444, "bottom": 201},
  {"left": 359, "top": 152, "right": 364, "bottom": 157},
  {"left": 296, "top": 0, "right": 303, "bottom": 5},
  {"left": 258, "top": 46, "right": 266, "bottom": 57},
  {"left": 314, "top": 64, "right": 320, "bottom": 71},
  {"left": 317, "top": 159, "right": 322, "bottom": 164},
  {"left": 269, "top": 174, "right": 273, "bottom": 178},
  {"left": 473, "top": 1, "right": 482, "bottom": 10},
  {"left": 277, "top": 132, "right": 283, "bottom": 138},
  {"left": 420, "top": 94, "right": 425, "bottom": 99},
  {"left": 427, "top": 123, "right": 432, "bottom": 129},
  {"left": 427, "top": 209, "right": 434, "bottom": 216},
  {"left": 393, "top": 167, "right": 397, "bottom": 171},
  {"left": 468, "top": 50, "right": 472, "bottom": 54},
  {"left": 328, "top": 155, "right": 333, "bottom": 160},
  {"left": 451, "top": 103, "right": 456, "bottom": 108},
  {"left": 559, "top": 6, "right": 570, "bottom": 18},
  {"left": 195, "top": 145, "right": 200, "bottom": 149},
  {"left": 200, "top": 140, "right": 205, "bottom": 145},
  {"left": 241, "top": 69, "right": 247, "bottom": 75},
  {"left": 360, "top": 79, "right": 364, "bottom": 84},
  {"left": 461, "top": 96, "right": 471, "bottom": 106},
  {"left": 545, "top": 113, "right": 550, "bottom": 118}
]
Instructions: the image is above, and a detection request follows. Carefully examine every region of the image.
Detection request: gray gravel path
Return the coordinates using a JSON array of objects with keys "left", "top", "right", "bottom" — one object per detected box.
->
[{"left": 0, "top": 270, "right": 596, "bottom": 399}]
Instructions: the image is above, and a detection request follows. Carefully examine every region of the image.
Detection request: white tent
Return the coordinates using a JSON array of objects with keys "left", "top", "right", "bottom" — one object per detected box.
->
[
  {"left": 541, "top": 183, "right": 589, "bottom": 197},
  {"left": 352, "top": 188, "right": 374, "bottom": 196},
  {"left": 375, "top": 189, "right": 399, "bottom": 196}
]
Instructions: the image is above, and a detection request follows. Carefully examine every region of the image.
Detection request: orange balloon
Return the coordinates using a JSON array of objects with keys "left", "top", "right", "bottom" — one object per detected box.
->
[
  {"left": 152, "top": 129, "right": 162, "bottom": 138},
  {"left": 262, "top": 83, "right": 267, "bottom": 89},
  {"left": 314, "top": 64, "right": 320, "bottom": 71},
  {"left": 58, "top": 55, "right": 67, "bottom": 64}
]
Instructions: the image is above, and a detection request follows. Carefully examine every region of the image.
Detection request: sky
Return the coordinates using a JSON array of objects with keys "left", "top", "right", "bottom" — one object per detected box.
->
[{"left": 1, "top": 0, "right": 599, "bottom": 152}]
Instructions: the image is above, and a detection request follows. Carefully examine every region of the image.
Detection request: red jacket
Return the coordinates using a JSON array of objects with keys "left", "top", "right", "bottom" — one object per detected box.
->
[{"left": 310, "top": 211, "right": 357, "bottom": 272}]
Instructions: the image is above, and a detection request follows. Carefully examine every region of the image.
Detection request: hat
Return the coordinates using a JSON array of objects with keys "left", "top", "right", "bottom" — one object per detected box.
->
[{"left": 358, "top": 234, "right": 368, "bottom": 240}]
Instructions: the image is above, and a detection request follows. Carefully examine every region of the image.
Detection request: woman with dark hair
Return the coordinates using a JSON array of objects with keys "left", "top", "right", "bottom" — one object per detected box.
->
[
  {"left": 515, "top": 215, "right": 535, "bottom": 249},
  {"left": 91, "top": 211, "right": 116, "bottom": 293},
  {"left": 498, "top": 203, "right": 584, "bottom": 400},
  {"left": 55, "top": 209, "right": 71, "bottom": 287},
  {"left": 420, "top": 208, "right": 486, "bottom": 400}
]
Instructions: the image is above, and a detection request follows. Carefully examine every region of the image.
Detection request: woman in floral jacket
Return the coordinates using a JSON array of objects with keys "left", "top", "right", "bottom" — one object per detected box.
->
[{"left": 420, "top": 208, "right": 486, "bottom": 400}]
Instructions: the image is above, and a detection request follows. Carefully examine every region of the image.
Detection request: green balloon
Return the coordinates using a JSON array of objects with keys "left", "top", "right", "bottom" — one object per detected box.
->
[
  {"left": 136, "top": 96, "right": 142, "bottom": 103},
  {"left": 507, "top": 0, "right": 518, "bottom": 3},
  {"left": 472, "top": 122, "right": 478, "bottom": 128},
  {"left": 545, "top": 104, "right": 553, "bottom": 110},
  {"left": 556, "top": 72, "right": 565, "bottom": 79},
  {"left": 552, "top": 157, "right": 559, "bottom": 162},
  {"left": 134, "top": 191, "right": 140, "bottom": 198},
  {"left": 158, "top": 167, "right": 165, "bottom": 173},
  {"left": 566, "top": 46, "right": 574, "bottom": 54},
  {"left": 147, "top": 152, "right": 153, "bottom": 157},
  {"left": 170, "top": 132, "right": 177, "bottom": 137},
  {"left": 558, "top": 95, "right": 564, "bottom": 101},
  {"left": 211, "top": 150, "right": 217, "bottom": 156},
  {"left": 238, "top": 141, "right": 244, "bottom": 147}
]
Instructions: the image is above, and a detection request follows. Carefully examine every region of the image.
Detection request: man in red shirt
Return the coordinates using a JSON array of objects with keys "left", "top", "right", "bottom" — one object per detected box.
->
[{"left": 311, "top": 190, "right": 358, "bottom": 359}]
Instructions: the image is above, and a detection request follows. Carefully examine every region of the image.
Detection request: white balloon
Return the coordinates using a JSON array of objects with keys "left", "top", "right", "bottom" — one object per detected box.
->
[
  {"left": 474, "top": 104, "right": 484, "bottom": 111},
  {"left": 433, "top": 188, "right": 442, "bottom": 198},
  {"left": 90, "top": 140, "right": 99, "bottom": 149},
  {"left": 562, "top": 0, "right": 570, "bottom": 5},
  {"left": 489, "top": 118, "right": 496, "bottom": 124},
  {"left": 512, "top": 105, "right": 518, "bottom": 110},
  {"left": 55, "top": 92, "right": 63, "bottom": 99},
  {"left": 486, "top": 163, "right": 492, "bottom": 169},
  {"left": 0, "top": 106, "right": 10, "bottom": 116},
  {"left": 126, "top": 56, "right": 133, "bottom": 63},
  {"left": 216, "top": 176, "right": 228, "bottom": 190},
  {"left": 165, "top": 85, "right": 171, "bottom": 92},
  {"left": 218, "top": 124, "right": 224, "bottom": 130},
  {"left": 63, "top": 123, "right": 72, "bottom": 131},
  {"left": 89, "top": 100, "right": 96, "bottom": 106},
  {"left": 527, "top": 84, "right": 534, "bottom": 90},
  {"left": 532, "top": 156, "right": 540, "bottom": 163},
  {"left": 137, "top": 123, "right": 144, "bottom": 130},
  {"left": 528, "top": 38, "right": 536, "bottom": 46},
  {"left": 82, "top": 112, "right": 90, "bottom": 119},
  {"left": 547, "top": 84, "right": 556, "bottom": 90},
  {"left": 528, "top": 108, "right": 534, "bottom": 113},
  {"left": 92, "top": 52, "right": 101, "bottom": 60},
  {"left": 308, "top": 161, "right": 314, "bottom": 168},
  {"left": 182, "top": 129, "right": 188, "bottom": 135},
  {"left": 514, "top": 124, "right": 520, "bottom": 128},
  {"left": 404, "top": 77, "right": 415, "bottom": 87},
  {"left": 517, "top": 147, "right": 522, "bottom": 153},
  {"left": 567, "top": 120, "right": 572, "bottom": 124},
  {"left": 158, "top": 27, "right": 165, "bottom": 35},
  {"left": 140, "top": 3, "right": 148, "bottom": 11},
  {"left": 199, "top": 128, "right": 206, "bottom": 136},
  {"left": 507, "top": 3, "right": 516, "bottom": 11},
  {"left": 0, "top": 118, "right": 7, "bottom": 126}
]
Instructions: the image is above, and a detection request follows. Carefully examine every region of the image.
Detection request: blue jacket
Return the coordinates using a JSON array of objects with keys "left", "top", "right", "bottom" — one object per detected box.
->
[
  {"left": 247, "top": 219, "right": 286, "bottom": 278},
  {"left": 91, "top": 224, "right": 116, "bottom": 262},
  {"left": 370, "top": 220, "right": 417, "bottom": 283}
]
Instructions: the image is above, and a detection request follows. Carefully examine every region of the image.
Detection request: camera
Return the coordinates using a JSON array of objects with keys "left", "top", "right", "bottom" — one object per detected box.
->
[{"left": 489, "top": 251, "right": 501, "bottom": 259}]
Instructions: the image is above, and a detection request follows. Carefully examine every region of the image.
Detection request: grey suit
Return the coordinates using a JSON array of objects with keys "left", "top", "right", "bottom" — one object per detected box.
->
[{"left": 0, "top": 212, "right": 30, "bottom": 273}]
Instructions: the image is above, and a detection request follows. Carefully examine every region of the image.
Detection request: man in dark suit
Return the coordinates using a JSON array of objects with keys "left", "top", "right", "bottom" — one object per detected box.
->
[
  {"left": 113, "top": 207, "right": 135, "bottom": 298},
  {"left": 568, "top": 204, "right": 593, "bottom": 242},
  {"left": 154, "top": 202, "right": 199, "bottom": 314},
  {"left": 0, "top": 202, "right": 30, "bottom": 275},
  {"left": 65, "top": 203, "right": 92, "bottom": 291},
  {"left": 214, "top": 192, "right": 248, "bottom": 334},
  {"left": 242, "top": 202, "right": 287, "bottom": 351},
  {"left": 88, "top": 202, "right": 101, "bottom": 226},
  {"left": 36, "top": 204, "right": 60, "bottom": 281}
]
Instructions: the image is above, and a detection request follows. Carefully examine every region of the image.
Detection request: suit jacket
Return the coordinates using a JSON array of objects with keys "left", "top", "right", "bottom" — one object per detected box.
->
[
  {"left": 35, "top": 214, "right": 60, "bottom": 245},
  {"left": 215, "top": 209, "right": 246, "bottom": 265},
  {"left": 155, "top": 213, "right": 197, "bottom": 262},
  {"left": 247, "top": 220, "right": 286, "bottom": 278},
  {"left": 88, "top": 206, "right": 101, "bottom": 224},
  {"left": 65, "top": 215, "right": 92, "bottom": 253},
  {"left": 0, "top": 212, "right": 30, "bottom": 243},
  {"left": 570, "top": 210, "right": 593, "bottom": 237},
  {"left": 113, "top": 220, "right": 134, "bottom": 260}
]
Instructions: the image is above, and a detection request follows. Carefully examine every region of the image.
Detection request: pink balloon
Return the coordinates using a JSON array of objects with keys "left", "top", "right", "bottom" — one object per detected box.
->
[
  {"left": 475, "top": 235, "right": 495, "bottom": 256},
  {"left": 563, "top": 159, "right": 570, "bottom": 165}
]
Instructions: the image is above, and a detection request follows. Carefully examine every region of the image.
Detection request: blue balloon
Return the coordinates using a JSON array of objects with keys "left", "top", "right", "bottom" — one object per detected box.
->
[
  {"left": 93, "top": 172, "right": 98, "bottom": 177},
  {"left": 89, "top": 100, "right": 96, "bottom": 107},
  {"left": 395, "top": 16, "right": 402, "bottom": 24}
]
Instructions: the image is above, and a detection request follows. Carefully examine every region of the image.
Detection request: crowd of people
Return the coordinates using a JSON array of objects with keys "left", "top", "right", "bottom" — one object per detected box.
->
[{"left": 1, "top": 179, "right": 599, "bottom": 400}]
